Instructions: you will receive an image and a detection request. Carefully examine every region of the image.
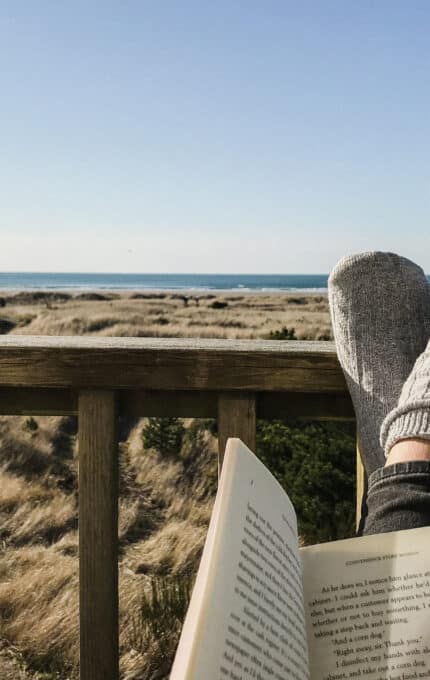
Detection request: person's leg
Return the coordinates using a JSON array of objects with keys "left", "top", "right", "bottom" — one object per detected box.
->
[
  {"left": 328, "top": 252, "right": 430, "bottom": 476},
  {"left": 385, "top": 439, "right": 430, "bottom": 466},
  {"left": 363, "top": 340, "right": 430, "bottom": 535},
  {"left": 363, "top": 459, "right": 430, "bottom": 535},
  {"left": 328, "top": 252, "right": 430, "bottom": 534}
]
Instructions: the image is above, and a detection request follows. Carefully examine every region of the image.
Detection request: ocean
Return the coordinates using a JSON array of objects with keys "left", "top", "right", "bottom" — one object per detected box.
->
[{"left": 0, "top": 272, "right": 329, "bottom": 293}]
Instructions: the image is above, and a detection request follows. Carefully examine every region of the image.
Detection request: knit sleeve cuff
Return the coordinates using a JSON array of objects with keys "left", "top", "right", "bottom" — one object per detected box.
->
[{"left": 380, "top": 400, "right": 430, "bottom": 456}]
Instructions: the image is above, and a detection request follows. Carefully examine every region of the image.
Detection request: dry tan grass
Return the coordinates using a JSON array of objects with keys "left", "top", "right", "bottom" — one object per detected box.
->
[
  {"left": 0, "top": 485, "right": 75, "bottom": 547},
  {"left": 0, "top": 291, "right": 330, "bottom": 678},
  {"left": 2, "top": 290, "right": 331, "bottom": 340},
  {"left": 0, "top": 414, "right": 218, "bottom": 678},
  {"left": 0, "top": 546, "right": 79, "bottom": 674}
]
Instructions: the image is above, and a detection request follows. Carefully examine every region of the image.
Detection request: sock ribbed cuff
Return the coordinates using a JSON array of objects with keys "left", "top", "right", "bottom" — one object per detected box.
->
[{"left": 380, "top": 400, "right": 430, "bottom": 456}]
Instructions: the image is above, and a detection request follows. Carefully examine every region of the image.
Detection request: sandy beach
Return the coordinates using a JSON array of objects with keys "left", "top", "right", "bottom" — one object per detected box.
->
[{"left": 0, "top": 290, "right": 331, "bottom": 341}]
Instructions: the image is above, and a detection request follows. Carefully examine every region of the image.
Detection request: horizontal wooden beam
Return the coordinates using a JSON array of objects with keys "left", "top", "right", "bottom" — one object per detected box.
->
[
  {"left": 119, "top": 390, "right": 217, "bottom": 418},
  {"left": 0, "top": 337, "right": 346, "bottom": 392},
  {"left": 259, "top": 392, "right": 354, "bottom": 421},
  {"left": 0, "top": 387, "right": 354, "bottom": 420},
  {"left": 0, "top": 387, "right": 77, "bottom": 415}
]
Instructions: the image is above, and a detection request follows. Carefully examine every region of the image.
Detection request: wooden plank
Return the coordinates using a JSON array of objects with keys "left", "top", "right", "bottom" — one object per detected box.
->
[
  {"left": 356, "top": 442, "right": 367, "bottom": 531},
  {"left": 119, "top": 390, "right": 217, "bottom": 418},
  {"left": 122, "top": 391, "right": 354, "bottom": 420},
  {"left": 0, "top": 337, "right": 346, "bottom": 392},
  {"left": 0, "top": 387, "right": 76, "bottom": 415},
  {"left": 218, "top": 393, "right": 257, "bottom": 473},
  {"left": 79, "top": 390, "right": 118, "bottom": 680},
  {"left": 0, "top": 388, "right": 353, "bottom": 421},
  {"left": 259, "top": 392, "right": 354, "bottom": 421}
]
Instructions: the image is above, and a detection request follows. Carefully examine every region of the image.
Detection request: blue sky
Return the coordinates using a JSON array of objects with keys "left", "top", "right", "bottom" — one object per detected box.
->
[{"left": 1, "top": 1, "right": 429, "bottom": 273}]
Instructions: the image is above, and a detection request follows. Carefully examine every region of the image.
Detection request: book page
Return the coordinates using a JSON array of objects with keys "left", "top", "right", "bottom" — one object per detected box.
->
[
  {"left": 301, "top": 526, "right": 430, "bottom": 680},
  {"left": 171, "top": 438, "right": 310, "bottom": 680}
]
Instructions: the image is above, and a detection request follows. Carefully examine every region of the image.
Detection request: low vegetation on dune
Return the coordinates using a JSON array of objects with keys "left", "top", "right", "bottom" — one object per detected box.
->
[
  {"left": 0, "top": 290, "right": 332, "bottom": 340},
  {"left": 0, "top": 415, "right": 218, "bottom": 679},
  {"left": 0, "top": 292, "right": 354, "bottom": 679}
]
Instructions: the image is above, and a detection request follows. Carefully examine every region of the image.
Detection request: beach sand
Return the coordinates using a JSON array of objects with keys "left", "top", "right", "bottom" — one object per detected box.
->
[{"left": 0, "top": 290, "right": 331, "bottom": 340}]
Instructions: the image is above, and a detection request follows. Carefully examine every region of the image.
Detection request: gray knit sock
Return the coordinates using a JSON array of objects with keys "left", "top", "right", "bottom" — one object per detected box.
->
[
  {"left": 328, "top": 252, "right": 430, "bottom": 475},
  {"left": 380, "top": 339, "right": 430, "bottom": 455}
]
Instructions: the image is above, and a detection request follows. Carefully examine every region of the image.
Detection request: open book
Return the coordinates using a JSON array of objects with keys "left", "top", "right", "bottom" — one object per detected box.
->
[{"left": 171, "top": 438, "right": 430, "bottom": 680}]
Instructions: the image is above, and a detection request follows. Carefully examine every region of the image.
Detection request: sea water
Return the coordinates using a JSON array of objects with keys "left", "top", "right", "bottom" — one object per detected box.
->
[{"left": 0, "top": 272, "right": 329, "bottom": 292}]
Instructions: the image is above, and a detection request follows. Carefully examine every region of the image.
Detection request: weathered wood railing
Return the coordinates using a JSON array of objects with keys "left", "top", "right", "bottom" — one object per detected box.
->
[{"left": 0, "top": 336, "right": 361, "bottom": 680}]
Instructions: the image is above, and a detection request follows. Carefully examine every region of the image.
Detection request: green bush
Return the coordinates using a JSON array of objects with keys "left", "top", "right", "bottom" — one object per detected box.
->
[
  {"left": 256, "top": 420, "right": 356, "bottom": 544},
  {"left": 153, "top": 316, "right": 169, "bottom": 325},
  {"left": 268, "top": 326, "right": 297, "bottom": 340},
  {"left": 142, "top": 417, "right": 185, "bottom": 457},
  {"left": 209, "top": 300, "right": 228, "bottom": 309},
  {"left": 23, "top": 416, "right": 39, "bottom": 433}
]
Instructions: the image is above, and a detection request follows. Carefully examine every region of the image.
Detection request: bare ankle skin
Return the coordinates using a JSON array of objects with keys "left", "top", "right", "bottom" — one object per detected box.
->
[{"left": 385, "top": 438, "right": 430, "bottom": 467}]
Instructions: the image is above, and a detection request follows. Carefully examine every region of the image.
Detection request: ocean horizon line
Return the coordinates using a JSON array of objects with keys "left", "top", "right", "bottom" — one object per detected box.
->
[
  {"left": 4, "top": 268, "right": 429, "bottom": 275},
  {"left": 0, "top": 272, "right": 330, "bottom": 293},
  {"left": 0, "top": 271, "right": 429, "bottom": 293}
]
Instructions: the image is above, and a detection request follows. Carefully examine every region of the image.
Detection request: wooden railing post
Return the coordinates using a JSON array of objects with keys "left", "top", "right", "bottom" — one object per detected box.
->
[
  {"left": 217, "top": 392, "right": 257, "bottom": 476},
  {"left": 79, "top": 390, "right": 119, "bottom": 680}
]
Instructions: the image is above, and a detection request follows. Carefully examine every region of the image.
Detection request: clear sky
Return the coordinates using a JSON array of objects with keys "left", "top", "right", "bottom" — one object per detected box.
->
[{"left": 1, "top": 1, "right": 429, "bottom": 273}]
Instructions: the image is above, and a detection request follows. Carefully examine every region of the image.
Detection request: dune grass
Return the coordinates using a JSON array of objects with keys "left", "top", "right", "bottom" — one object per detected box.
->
[
  {"left": 2, "top": 291, "right": 331, "bottom": 340},
  {"left": 0, "top": 414, "right": 218, "bottom": 679},
  {"left": 0, "top": 291, "right": 338, "bottom": 679}
]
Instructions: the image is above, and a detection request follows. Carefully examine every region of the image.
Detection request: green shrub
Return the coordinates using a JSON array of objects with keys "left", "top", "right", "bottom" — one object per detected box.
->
[
  {"left": 142, "top": 417, "right": 185, "bottom": 457},
  {"left": 0, "top": 317, "right": 16, "bottom": 334},
  {"left": 209, "top": 300, "right": 228, "bottom": 309},
  {"left": 200, "top": 418, "right": 218, "bottom": 438},
  {"left": 85, "top": 318, "right": 117, "bottom": 332},
  {"left": 317, "top": 332, "right": 332, "bottom": 341},
  {"left": 287, "top": 297, "right": 307, "bottom": 305},
  {"left": 269, "top": 326, "right": 297, "bottom": 340},
  {"left": 23, "top": 416, "right": 39, "bottom": 433},
  {"left": 256, "top": 420, "right": 356, "bottom": 544}
]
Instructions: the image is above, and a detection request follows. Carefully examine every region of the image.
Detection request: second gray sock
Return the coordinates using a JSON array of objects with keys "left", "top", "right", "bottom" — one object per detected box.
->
[{"left": 381, "top": 339, "right": 430, "bottom": 455}]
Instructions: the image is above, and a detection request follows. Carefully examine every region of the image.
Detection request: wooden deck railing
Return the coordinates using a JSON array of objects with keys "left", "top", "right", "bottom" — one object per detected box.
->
[{"left": 0, "top": 336, "right": 361, "bottom": 680}]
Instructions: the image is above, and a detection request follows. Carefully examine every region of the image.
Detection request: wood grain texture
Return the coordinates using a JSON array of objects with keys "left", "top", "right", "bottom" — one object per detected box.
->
[
  {"left": 0, "top": 387, "right": 77, "bottom": 415},
  {"left": 0, "top": 337, "right": 346, "bottom": 392},
  {"left": 119, "top": 390, "right": 218, "bottom": 418},
  {"left": 218, "top": 393, "right": 257, "bottom": 473},
  {"left": 259, "top": 392, "right": 354, "bottom": 421},
  {"left": 79, "top": 390, "right": 119, "bottom": 680},
  {"left": 0, "top": 387, "right": 354, "bottom": 420}
]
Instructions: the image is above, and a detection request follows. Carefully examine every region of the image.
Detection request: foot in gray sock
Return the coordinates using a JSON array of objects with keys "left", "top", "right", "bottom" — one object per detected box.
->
[
  {"left": 381, "top": 339, "right": 430, "bottom": 455},
  {"left": 328, "top": 252, "right": 430, "bottom": 475}
]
